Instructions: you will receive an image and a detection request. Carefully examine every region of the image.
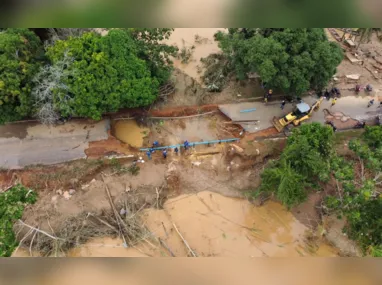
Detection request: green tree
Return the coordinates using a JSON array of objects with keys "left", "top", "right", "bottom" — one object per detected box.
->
[
  {"left": 215, "top": 29, "right": 343, "bottom": 95},
  {"left": 258, "top": 159, "right": 308, "bottom": 209},
  {"left": 257, "top": 123, "right": 334, "bottom": 208},
  {"left": 126, "top": 29, "right": 178, "bottom": 85},
  {"left": 0, "top": 29, "right": 42, "bottom": 123},
  {"left": 281, "top": 137, "right": 329, "bottom": 182},
  {"left": 362, "top": 125, "right": 382, "bottom": 148},
  {"left": 326, "top": 137, "right": 382, "bottom": 255},
  {"left": 287, "top": 122, "right": 334, "bottom": 158},
  {"left": 46, "top": 30, "right": 160, "bottom": 120}
]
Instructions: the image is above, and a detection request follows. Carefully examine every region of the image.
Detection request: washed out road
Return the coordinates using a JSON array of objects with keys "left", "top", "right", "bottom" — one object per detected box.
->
[
  {"left": 0, "top": 120, "right": 110, "bottom": 169},
  {"left": 0, "top": 94, "right": 381, "bottom": 169}
]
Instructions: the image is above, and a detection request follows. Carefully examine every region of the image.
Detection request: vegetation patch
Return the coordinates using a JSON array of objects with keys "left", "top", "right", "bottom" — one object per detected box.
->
[
  {"left": 253, "top": 123, "right": 382, "bottom": 256},
  {"left": 0, "top": 185, "right": 37, "bottom": 257}
]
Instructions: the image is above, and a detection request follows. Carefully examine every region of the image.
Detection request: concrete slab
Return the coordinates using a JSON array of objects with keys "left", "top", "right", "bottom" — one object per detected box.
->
[
  {"left": 219, "top": 101, "right": 294, "bottom": 132},
  {"left": 0, "top": 119, "right": 110, "bottom": 169}
]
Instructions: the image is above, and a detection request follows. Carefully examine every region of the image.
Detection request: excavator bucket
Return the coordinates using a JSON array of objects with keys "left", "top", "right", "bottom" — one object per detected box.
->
[{"left": 272, "top": 116, "right": 285, "bottom": 132}]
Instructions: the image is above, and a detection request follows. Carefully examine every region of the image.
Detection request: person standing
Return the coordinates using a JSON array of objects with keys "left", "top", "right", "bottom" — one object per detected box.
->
[
  {"left": 153, "top": 141, "right": 159, "bottom": 148},
  {"left": 146, "top": 150, "right": 152, "bottom": 160},
  {"left": 280, "top": 100, "right": 286, "bottom": 110},
  {"left": 331, "top": 97, "right": 337, "bottom": 107},
  {"left": 324, "top": 89, "right": 330, "bottom": 100},
  {"left": 184, "top": 140, "right": 189, "bottom": 150},
  {"left": 162, "top": 149, "right": 167, "bottom": 159},
  {"left": 174, "top": 147, "right": 179, "bottom": 155}
]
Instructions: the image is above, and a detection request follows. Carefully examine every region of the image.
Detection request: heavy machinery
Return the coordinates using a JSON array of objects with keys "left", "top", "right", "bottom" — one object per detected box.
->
[{"left": 272, "top": 97, "right": 324, "bottom": 132}]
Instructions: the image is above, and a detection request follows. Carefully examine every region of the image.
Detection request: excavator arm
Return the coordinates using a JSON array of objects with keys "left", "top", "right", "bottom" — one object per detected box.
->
[{"left": 308, "top": 97, "right": 324, "bottom": 116}]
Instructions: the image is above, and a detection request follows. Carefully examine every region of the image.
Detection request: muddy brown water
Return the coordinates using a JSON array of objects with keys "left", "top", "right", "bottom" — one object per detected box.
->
[
  {"left": 165, "top": 28, "right": 226, "bottom": 83},
  {"left": 13, "top": 191, "right": 338, "bottom": 257},
  {"left": 112, "top": 120, "right": 149, "bottom": 148}
]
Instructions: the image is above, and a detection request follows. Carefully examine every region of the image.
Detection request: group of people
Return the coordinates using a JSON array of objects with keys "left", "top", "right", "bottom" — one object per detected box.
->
[{"left": 145, "top": 140, "right": 190, "bottom": 160}]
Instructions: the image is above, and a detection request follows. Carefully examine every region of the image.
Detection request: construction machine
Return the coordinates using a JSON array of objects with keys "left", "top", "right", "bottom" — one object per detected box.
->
[{"left": 272, "top": 97, "right": 324, "bottom": 132}]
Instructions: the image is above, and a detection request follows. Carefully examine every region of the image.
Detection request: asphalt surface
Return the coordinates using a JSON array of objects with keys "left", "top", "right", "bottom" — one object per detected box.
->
[
  {"left": 1, "top": 93, "right": 381, "bottom": 169},
  {"left": 219, "top": 94, "right": 381, "bottom": 132},
  {"left": 0, "top": 120, "right": 110, "bottom": 169}
]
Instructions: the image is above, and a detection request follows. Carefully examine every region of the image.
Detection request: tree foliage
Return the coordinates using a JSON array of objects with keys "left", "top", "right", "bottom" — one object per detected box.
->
[
  {"left": 257, "top": 123, "right": 334, "bottom": 208},
  {"left": 0, "top": 185, "right": 37, "bottom": 257},
  {"left": 326, "top": 132, "right": 382, "bottom": 255},
  {"left": 126, "top": 29, "right": 178, "bottom": 85},
  {"left": 362, "top": 125, "right": 382, "bottom": 148},
  {"left": 0, "top": 28, "right": 42, "bottom": 123},
  {"left": 215, "top": 29, "right": 343, "bottom": 95},
  {"left": 46, "top": 30, "right": 163, "bottom": 120},
  {"left": 258, "top": 160, "right": 308, "bottom": 208}
]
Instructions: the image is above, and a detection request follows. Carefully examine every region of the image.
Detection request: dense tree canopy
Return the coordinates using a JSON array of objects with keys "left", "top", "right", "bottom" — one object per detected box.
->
[
  {"left": 127, "top": 29, "right": 178, "bottom": 85},
  {"left": 326, "top": 126, "right": 382, "bottom": 256},
  {"left": 45, "top": 30, "right": 170, "bottom": 120},
  {"left": 0, "top": 28, "right": 177, "bottom": 123},
  {"left": 215, "top": 29, "right": 343, "bottom": 95},
  {"left": 258, "top": 123, "right": 334, "bottom": 208},
  {"left": 0, "top": 29, "right": 42, "bottom": 123}
]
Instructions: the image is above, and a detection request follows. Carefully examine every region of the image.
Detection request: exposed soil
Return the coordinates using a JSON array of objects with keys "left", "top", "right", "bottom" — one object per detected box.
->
[
  {"left": 151, "top": 104, "right": 218, "bottom": 117},
  {"left": 85, "top": 130, "right": 133, "bottom": 158}
]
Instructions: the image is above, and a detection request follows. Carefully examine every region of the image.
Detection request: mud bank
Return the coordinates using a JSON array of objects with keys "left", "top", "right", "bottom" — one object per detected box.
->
[{"left": 13, "top": 191, "right": 338, "bottom": 257}]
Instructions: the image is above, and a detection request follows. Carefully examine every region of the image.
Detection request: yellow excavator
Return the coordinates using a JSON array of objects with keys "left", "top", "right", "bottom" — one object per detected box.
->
[{"left": 272, "top": 97, "right": 324, "bottom": 132}]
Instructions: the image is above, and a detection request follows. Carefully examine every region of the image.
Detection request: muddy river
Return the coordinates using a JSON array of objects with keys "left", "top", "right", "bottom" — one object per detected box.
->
[
  {"left": 13, "top": 191, "right": 338, "bottom": 257},
  {"left": 166, "top": 28, "right": 225, "bottom": 82}
]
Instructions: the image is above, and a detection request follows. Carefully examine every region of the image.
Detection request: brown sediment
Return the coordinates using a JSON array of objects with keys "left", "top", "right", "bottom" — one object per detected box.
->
[
  {"left": 85, "top": 130, "right": 133, "bottom": 159},
  {"left": 149, "top": 104, "right": 218, "bottom": 117}
]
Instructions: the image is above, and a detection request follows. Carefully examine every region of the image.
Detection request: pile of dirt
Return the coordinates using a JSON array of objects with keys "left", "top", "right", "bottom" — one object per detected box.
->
[
  {"left": 85, "top": 130, "right": 134, "bottom": 158},
  {"left": 0, "top": 159, "right": 106, "bottom": 191},
  {"left": 150, "top": 104, "right": 218, "bottom": 117}
]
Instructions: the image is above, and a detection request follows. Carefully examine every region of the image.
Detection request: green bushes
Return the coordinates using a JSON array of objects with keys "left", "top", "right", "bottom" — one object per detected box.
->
[
  {"left": 257, "top": 123, "right": 334, "bottom": 208},
  {"left": 0, "top": 185, "right": 37, "bottom": 257}
]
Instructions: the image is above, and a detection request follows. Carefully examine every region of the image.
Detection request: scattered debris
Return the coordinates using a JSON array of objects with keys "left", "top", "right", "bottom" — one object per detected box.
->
[
  {"left": 345, "top": 74, "right": 361, "bottom": 80},
  {"left": 63, "top": 191, "right": 71, "bottom": 200},
  {"left": 192, "top": 161, "right": 202, "bottom": 167},
  {"left": 230, "top": 144, "right": 244, "bottom": 153}
]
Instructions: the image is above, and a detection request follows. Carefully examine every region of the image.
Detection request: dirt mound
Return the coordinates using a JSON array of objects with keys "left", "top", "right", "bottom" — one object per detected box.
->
[
  {"left": 150, "top": 104, "right": 218, "bottom": 117},
  {"left": 85, "top": 130, "right": 133, "bottom": 158}
]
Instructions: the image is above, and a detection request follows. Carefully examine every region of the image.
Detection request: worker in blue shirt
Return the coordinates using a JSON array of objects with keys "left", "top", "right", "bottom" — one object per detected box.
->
[
  {"left": 153, "top": 141, "right": 159, "bottom": 148},
  {"left": 146, "top": 150, "right": 152, "bottom": 160},
  {"left": 162, "top": 149, "right": 167, "bottom": 159},
  {"left": 174, "top": 147, "right": 179, "bottom": 155},
  {"left": 184, "top": 140, "right": 189, "bottom": 150}
]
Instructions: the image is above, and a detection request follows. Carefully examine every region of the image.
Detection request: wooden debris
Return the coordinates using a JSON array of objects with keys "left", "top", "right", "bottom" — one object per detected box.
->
[
  {"left": 172, "top": 223, "right": 197, "bottom": 257},
  {"left": 158, "top": 237, "right": 176, "bottom": 257},
  {"left": 230, "top": 144, "right": 244, "bottom": 153},
  {"left": 18, "top": 220, "right": 64, "bottom": 240}
]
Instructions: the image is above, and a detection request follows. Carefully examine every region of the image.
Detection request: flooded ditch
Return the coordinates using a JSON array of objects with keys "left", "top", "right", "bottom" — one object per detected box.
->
[{"left": 112, "top": 119, "right": 149, "bottom": 148}]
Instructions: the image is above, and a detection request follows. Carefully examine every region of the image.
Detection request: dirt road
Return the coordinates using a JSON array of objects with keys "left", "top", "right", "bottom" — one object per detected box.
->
[{"left": 0, "top": 120, "right": 110, "bottom": 169}]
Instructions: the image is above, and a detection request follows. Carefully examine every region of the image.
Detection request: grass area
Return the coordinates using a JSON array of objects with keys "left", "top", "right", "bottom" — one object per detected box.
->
[{"left": 333, "top": 129, "right": 363, "bottom": 146}]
